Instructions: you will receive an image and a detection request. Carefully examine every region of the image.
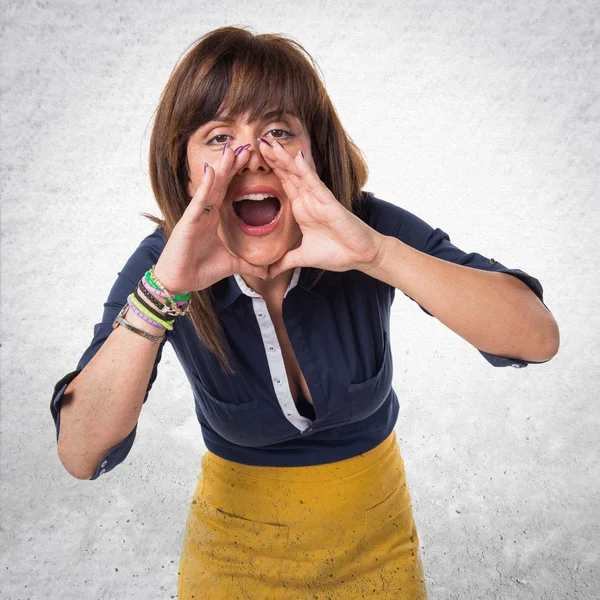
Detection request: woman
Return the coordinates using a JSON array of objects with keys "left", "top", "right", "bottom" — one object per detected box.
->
[{"left": 51, "top": 26, "right": 559, "bottom": 599}]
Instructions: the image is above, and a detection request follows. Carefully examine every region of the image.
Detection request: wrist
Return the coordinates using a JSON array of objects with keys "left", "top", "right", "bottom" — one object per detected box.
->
[
  {"left": 152, "top": 265, "right": 190, "bottom": 297},
  {"left": 357, "top": 232, "right": 390, "bottom": 276},
  {"left": 121, "top": 304, "right": 167, "bottom": 337}
]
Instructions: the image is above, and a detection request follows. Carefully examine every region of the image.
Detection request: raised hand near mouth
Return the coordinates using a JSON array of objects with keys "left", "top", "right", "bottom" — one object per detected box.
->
[
  {"left": 256, "top": 138, "right": 385, "bottom": 280},
  {"left": 153, "top": 144, "right": 267, "bottom": 295}
]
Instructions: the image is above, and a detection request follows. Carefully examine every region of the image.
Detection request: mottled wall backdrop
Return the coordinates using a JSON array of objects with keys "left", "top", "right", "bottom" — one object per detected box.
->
[{"left": 1, "top": 1, "right": 598, "bottom": 598}]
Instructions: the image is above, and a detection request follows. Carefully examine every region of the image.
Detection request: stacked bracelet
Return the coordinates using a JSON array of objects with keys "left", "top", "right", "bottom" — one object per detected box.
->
[
  {"left": 112, "top": 268, "right": 192, "bottom": 343},
  {"left": 133, "top": 287, "right": 175, "bottom": 322},
  {"left": 146, "top": 266, "right": 191, "bottom": 301},
  {"left": 128, "top": 293, "right": 175, "bottom": 330},
  {"left": 144, "top": 266, "right": 191, "bottom": 318},
  {"left": 140, "top": 278, "right": 189, "bottom": 310}
]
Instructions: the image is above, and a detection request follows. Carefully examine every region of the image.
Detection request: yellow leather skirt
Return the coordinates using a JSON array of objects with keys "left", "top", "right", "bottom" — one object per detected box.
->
[{"left": 178, "top": 430, "right": 428, "bottom": 599}]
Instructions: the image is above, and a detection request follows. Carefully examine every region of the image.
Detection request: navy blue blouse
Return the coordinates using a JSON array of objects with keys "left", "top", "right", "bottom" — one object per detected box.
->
[{"left": 50, "top": 193, "right": 552, "bottom": 479}]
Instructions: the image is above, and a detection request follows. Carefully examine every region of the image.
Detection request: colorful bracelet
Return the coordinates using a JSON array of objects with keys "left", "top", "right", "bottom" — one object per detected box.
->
[
  {"left": 127, "top": 294, "right": 173, "bottom": 330},
  {"left": 133, "top": 287, "right": 177, "bottom": 322},
  {"left": 140, "top": 278, "right": 189, "bottom": 308},
  {"left": 140, "top": 278, "right": 191, "bottom": 318},
  {"left": 142, "top": 273, "right": 190, "bottom": 318},
  {"left": 137, "top": 280, "right": 176, "bottom": 313},
  {"left": 146, "top": 267, "right": 191, "bottom": 301},
  {"left": 127, "top": 301, "right": 165, "bottom": 329},
  {"left": 127, "top": 296, "right": 166, "bottom": 329}
]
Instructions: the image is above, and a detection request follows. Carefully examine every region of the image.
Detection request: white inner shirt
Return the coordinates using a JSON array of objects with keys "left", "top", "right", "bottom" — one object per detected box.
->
[{"left": 233, "top": 268, "right": 313, "bottom": 432}]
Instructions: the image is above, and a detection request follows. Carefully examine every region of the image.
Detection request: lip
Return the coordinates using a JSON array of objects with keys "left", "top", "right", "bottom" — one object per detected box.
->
[
  {"left": 229, "top": 184, "right": 284, "bottom": 237},
  {"left": 229, "top": 184, "right": 282, "bottom": 203}
]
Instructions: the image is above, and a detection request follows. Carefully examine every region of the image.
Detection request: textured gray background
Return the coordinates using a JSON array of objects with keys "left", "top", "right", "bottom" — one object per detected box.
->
[{"left": 1, "top": 1, "right": 598, "bottom": 599}]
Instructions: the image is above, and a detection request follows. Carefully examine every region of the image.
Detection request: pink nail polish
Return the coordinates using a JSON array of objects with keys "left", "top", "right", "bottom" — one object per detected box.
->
[
  {"left": 258, "top": 137, "right": 270, "bottom": 145},
  {"left": 299, "top": 150, "right": 305, "bottom": 159},
  {"left": 275, "top": 140, "right": 284, "bottom": 149},
  {"left": 204, "top": 162, "right": 208, "bottom": 173},
  {"left": 222, "top": 142, "right": 229, "bottom": 155}
]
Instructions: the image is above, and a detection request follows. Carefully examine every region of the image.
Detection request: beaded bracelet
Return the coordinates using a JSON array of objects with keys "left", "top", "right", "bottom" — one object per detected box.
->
[
  {"left": 133, "top": 287, "right": 176, "bottom": 322},
  {"left": 137, "top": 280, "right": 176, "bottom": 313},
  {"left": 140, "top": 278, "right": 189, "bottom": 314},
  {"left": 140, "top": 278, "right": 191, "bottom": 318},
  {"left": 126, "top": 297, "right": 166, "bottom": 329},
  {"left": 141, "top": 277, "right": 189, "bottom": 306},
  {"left": 146, "top": 267, "right": 191, "bottom": 301},
  {"left": 143, "top": 271, "right": 190, "bottom": 318},
  {"left": 128, "top": 294, "right": 174, "bottom": 330}
]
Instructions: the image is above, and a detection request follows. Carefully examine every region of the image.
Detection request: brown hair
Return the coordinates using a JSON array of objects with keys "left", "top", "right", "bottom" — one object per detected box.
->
[{"left": 143, "top": 25, "right": 369, "bottom": 374}]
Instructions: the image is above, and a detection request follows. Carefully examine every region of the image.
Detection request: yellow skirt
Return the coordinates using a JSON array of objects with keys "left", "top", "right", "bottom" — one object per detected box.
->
[{"left": 178, "top": 430, "right": 428, "bottom": 599}]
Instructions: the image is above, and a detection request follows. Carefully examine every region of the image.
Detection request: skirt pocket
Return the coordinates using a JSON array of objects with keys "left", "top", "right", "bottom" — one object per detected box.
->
[{"left": 179, "top": 494, "right": 290, "bottom": 600}]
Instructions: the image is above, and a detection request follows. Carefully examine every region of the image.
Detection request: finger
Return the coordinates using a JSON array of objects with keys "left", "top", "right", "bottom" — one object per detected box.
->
[
  {"left": 259, "top": 139, "right": 303, "bottom": 177},
  {"left": 236, "top": 258, "right": 269, "bottom": 281},
  {"left": 287, "top": 154, "right": 333, "bottom": 205},
  {"left": 185, "top": 162, "right": 217, "bottom": 222},
  {"left": 255, "top": 142, "right": 296, "bottom": 189},
  {"left": 254, "top": 141, "right": 305, "bottom": 202},
  {"left": 209, "top": 142, "right": 249, "bottom": 202},
  {"left": 268, "top": 248, "right": 304, "bottom": 280}
]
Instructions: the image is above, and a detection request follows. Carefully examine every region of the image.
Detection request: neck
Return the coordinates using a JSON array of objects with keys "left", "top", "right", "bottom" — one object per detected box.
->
[{"left": 240, "top": 268, "right": 296, "bottom": 301}]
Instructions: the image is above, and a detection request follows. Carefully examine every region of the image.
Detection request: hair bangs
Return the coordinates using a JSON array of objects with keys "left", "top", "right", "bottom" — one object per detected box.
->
[{"left": 190, "top": 40, "right": 320, "bottom": 133}]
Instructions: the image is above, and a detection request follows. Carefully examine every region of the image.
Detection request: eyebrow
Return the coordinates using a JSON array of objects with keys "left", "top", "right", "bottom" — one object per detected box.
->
[{"left": 211, "top": 110, "right": 295, "bottom": 124}]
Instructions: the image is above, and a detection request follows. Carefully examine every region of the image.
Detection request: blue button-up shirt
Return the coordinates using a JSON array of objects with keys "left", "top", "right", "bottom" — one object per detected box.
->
[{"left": 50, "top": 193, "right": 552, "bottom": 479}]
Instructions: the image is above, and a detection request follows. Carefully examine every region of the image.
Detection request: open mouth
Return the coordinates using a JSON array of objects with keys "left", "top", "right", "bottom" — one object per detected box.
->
[{"left": 232, "top": 195, "right": 281, "bottom": 227}]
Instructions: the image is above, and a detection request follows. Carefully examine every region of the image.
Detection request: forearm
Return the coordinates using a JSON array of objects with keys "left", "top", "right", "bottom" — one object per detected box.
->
[
  {"left": 57, "top": 308, "right": 165, "bottom": 479},
  {"left": 362, "top": 235, "right": 559, "bottom": 362}
]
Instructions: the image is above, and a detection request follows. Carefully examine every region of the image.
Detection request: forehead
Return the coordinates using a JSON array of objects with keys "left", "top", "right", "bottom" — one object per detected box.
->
[{"left": 211, "top": 108, "right": 301, "bottom": 125}]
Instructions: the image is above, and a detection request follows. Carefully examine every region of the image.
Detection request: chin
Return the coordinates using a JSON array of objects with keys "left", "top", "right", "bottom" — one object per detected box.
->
[{"left": 238, "top": 246, "right": 286, "bottom": 268}]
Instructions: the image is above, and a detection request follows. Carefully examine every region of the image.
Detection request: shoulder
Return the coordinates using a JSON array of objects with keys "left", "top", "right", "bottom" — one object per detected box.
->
[
  {"left": 116, "top": 227, "right": 167, "bottom": 285},
  {"left": 138, "top": 227, "right": 167, "bottom": 255},
  {"left": 126, "top": 227, "right": 166, "bottom": 264},
  {"left": 353, "top": 191, "right": 422, "bottom": 238}
]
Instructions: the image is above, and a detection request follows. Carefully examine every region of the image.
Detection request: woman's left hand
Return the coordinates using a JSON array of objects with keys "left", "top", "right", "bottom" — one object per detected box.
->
[{"left": 258, "top": 139, "right": 385, "bottom": 280}]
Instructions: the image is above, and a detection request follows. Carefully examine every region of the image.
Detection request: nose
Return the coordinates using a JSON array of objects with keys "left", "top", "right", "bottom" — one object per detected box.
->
[{"left": 235, "top": 141, "right": 271, "bottom": 175}]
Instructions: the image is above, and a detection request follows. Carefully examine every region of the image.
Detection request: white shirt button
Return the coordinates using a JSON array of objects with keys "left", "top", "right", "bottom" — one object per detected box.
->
[
  {"left": 99, "top": 468, "right": 106, "bottom": 475},
  {"left": 101, "top": 460, "right": 108, "bottom": 468},
  {"left": 274, "top": 377, "right": 282, "bottom": 385},
  {"left": 268, "top": 345, "right": 275, "bottom": 352},
  {"left": 511, "top": 363, "right": 522, "bottom": 368},
  {"left": 257, "top": 312, "right": 264, "bottom": 319}
]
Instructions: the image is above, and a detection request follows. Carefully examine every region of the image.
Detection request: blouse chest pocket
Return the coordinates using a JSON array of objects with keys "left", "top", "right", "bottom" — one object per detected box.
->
[
  {"left": 191, "top": 375, "right": 298, "bottom": 447},
  {"left": 347, "top": 332, "right": 393, "bottom": 422},
  {"left": 191, "top": 376, "right": 267, "bottom": 447}
]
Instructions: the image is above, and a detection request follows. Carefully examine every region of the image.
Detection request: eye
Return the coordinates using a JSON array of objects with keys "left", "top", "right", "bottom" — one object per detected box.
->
[
  {"left": 206, "top": 134, "right": 230, "bottom": 146},
  {"left": 206, "top": 128, "right": 294, "bottom": 146},
  {"left": 266, "top": 128, "right": 294, "bottom": 141}
]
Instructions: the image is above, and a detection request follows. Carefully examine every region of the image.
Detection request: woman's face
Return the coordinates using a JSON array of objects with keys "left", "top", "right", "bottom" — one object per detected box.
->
[{"left": 186, "top": 109, "right": 318, "bottom": 268}]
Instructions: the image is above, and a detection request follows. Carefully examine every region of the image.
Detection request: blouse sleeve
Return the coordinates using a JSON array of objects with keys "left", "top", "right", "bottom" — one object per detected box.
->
[
  {"left": 364, "top": 193, "right": 553, "bottom": 368},
  {"left": 50, "top": 228, "right": 168, "bottom": 479}
]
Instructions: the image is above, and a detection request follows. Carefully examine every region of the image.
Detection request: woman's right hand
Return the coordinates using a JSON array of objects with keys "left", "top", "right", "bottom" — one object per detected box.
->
[{"left": 152, "top": 144, "right": 267, "bottom": 295}]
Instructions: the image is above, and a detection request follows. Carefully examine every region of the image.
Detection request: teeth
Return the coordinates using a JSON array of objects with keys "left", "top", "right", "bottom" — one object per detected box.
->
[{"left": 233, "top": 192, "right": 276, "bottom": 202}]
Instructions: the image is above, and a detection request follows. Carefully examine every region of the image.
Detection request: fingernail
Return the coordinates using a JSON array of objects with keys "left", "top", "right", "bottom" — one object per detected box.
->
[
  {"left": 299, "top": 150, "right": 305, "bottom": 159},
  {"left": 258, "top": 137, "right": 271, "bottom": 145},
  {"left": 204, "top": 161, "right": 208, "bottom": 173},
  {"left": 222, "top": 142, "right": 229, "bottom": 155},
  {"left": 275, "top": 140, "right": 284, "bottom": 149},
  {"left": 234, "top": 143, "right": 251, "bottom": 156}
]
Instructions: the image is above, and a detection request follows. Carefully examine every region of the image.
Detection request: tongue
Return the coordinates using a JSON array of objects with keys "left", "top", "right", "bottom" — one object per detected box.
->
[{"left": 236, "top": 197, "right": 279, "bottom": 227}]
